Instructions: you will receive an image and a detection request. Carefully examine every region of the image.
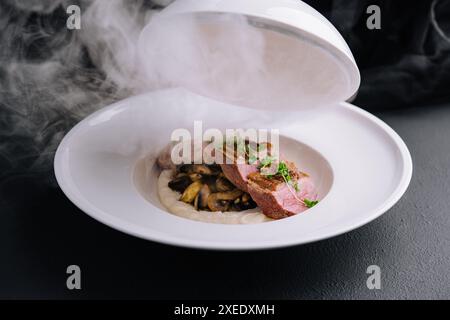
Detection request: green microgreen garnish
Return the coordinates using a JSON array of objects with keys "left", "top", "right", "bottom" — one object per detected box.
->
[
  {"left": 259, "top": 156, "right": 276, "bottom": 168},
  {"left": 303, "top": 199, "right": 319, "bottom": 208},
  {"left": 259, "top": 157, "right": 318, "bottom": 208},
  {"left": 277, "top": 161, "right": 291, "bottom": 182},
  {"left": 248, "top": 154, "right": 258, "bottom": 165}
]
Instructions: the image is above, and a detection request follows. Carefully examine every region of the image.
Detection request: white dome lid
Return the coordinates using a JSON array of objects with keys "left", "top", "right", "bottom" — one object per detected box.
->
[{"left": 138, "top": 0, "right": 360, "bottom": 111}]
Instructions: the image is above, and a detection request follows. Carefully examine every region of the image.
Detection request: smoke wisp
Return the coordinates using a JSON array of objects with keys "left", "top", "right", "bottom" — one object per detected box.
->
[{"left": 0, "top": 0, "right": 169, "bottom": 185}]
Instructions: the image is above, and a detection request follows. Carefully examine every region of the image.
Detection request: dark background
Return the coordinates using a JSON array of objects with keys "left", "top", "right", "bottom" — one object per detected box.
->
[{"left": 1, "top": 0, "right": 449, "bottom": 299}]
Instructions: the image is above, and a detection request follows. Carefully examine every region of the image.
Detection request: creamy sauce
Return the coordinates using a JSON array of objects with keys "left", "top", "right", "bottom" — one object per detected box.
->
[{"left": 157, "top": 170, "right": 272, "bottom": 224}]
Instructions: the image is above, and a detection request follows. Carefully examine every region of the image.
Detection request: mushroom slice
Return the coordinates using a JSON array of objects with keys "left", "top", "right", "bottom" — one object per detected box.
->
[
  {"left": 180, "top": 181, "right": 203, "bottom": 203},
  {"left": 232, "top": 193, "right": 257, "bottom": 211},
  {"left": 242, "top": 193, "right": 251, "bottom": 203},
  {"left": 194, "top": 184, "right": 211, "bottom": 210},
  {"left": 189, "top": 173, "right": 202, "bottom": 181},
  {"left": 216, "top": 177, "right": 235, "bottom": 192},
  {"left": 193, "top": 193, "right": 199, "bottom": 210},
  {"left": 192, "top": 165, "right": 213, "bottom": 175},
  {"left": 210, "top": 199, "right": 231, "bottom": 212},
  {"left": 177, "top": 164, "right": 193, "bottom": 174},
  {"left": 168, "top": 175, "right": 192, "bottom": 193},
  {"left": 202, "top": 175, "right": 218, "bottom": 193},
  {"left": 207, "top": 189, "right": 243, "bottom": 211},
  {"left": 178, "top": 164, "right": 216, "bottom": 175}
]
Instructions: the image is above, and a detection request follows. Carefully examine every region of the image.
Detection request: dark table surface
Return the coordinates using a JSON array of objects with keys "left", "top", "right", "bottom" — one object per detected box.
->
[{"left": 1, "top": 102, "right": 449, "bottom": 300}]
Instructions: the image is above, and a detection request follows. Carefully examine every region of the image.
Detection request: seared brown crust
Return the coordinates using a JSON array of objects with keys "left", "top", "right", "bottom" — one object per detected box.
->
[
  {"left": 246, "top": 165, "right": 310, "bottom": 219},
  {"left": 217, "top": 140, "right": 272, "bottom": 192},
  {"left": 246, "top": 178, "right": 294, "bottom": 219},
  {"left": 247, "top": 172, "right": 283, "bottom": 191}
]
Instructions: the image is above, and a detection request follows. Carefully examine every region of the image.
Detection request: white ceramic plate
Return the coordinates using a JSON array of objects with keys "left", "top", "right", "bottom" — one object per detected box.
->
[{"left": 54, "top": 89, "right": 412, "bottom": 250}]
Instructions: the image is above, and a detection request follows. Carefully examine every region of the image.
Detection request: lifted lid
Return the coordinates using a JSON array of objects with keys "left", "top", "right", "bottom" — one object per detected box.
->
[{"left": 138, "top": 0, "right": 360, "bottom": 111}]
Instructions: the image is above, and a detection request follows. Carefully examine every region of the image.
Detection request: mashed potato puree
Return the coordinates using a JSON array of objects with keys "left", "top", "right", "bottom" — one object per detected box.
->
[{"left": 158, "top": 170, "right": 272, "bottom": 224}]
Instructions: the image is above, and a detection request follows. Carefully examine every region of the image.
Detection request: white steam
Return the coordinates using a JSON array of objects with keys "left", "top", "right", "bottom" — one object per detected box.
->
[
  {"left": 138, "top": 14, "right": 267, "bottom": 101},
  {"left": 78, "top": 0, "right": 156, "bottom": 92},
  {"left": 0, "top": 0, "right": 168, "bottom": 181},
  {"left": 137, "top": 10, "right": 349, "bottom": 111}
]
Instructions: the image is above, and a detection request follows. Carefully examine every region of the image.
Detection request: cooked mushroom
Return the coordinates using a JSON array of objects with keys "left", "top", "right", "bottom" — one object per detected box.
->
[
  {"left": 210, "top": 199, "right": 231, "bottom": 212},
  {"left": 193, "top": 193, "right": 199, "bottom": 209},
  {"left": 232, "top": 193, "right": 257, "bottom": 211},
  {"left": 180, "top": 181, "right": 203, "bottom": 203},
  {"left": 202, "top": 175, "right": 218, "bottom": 193},
  {"left": 169, "top": 162, "right": 258, "bottom": 212},
  {"left": 178, "top": 164, "right": 212, "bottom": 175},
  {"left": 194, "top": 184, "right": 211, "bottom": 210},
  {"left": 216, "top": 176, "right": 235, "bottom": 192},
  {"left": 177, "top": 164, "right": 193, "bottom": 174},
  {"left": 178, "top": 163, "right": 222, "bottom": 176},
  {"left": 192, "top": 165, "right": 214, "bottom": 175},
  {"left": 207, "top": 189, "right": 243, "bottom": 211},
  {"left": 168, "top": 175, "right": 192, "bottom": 193},
  {"left": 208, "top": 164, "right": 222, "bottom": 174},
  {"left": 189, "top": 173, "right": 202, "bottom": 181}
]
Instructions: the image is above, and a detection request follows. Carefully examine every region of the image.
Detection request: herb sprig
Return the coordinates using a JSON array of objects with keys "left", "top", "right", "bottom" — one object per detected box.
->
[
  {"left": 303, "top": 199, "right": 319, "bottom": 208},
  {"left": 259, "top": 156, "right": 276, "bottom": 168},
  {"left": 258, "top": 157, "right": 319, "bottom": 208}
]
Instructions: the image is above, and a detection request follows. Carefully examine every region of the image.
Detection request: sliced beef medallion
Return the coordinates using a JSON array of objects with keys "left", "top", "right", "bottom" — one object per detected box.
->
[
  {"left": 157, "top": 142, "right": 177, "bottom": 170},
  {"left": 219, "top": 163, "right": 258, "bottom": 192},
  {"left": 218, "top": 140, "right": 272, "bottom": 192},
  {"left": 247, "top": 168, "right": 317, "bottom": 220}
]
